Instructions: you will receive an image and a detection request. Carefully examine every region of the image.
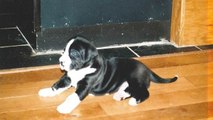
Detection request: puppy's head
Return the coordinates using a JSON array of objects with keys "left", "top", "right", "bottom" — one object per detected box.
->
[{"left": 59, "top": 37, "right": 98, "bottom": 71}]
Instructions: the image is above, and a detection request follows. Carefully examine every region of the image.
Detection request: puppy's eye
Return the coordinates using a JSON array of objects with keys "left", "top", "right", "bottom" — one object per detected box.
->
[
  {"left": 71, "top": 51, "right": 79, "bottom": 56},
  {"left": 70, "top": 49, "right": 81, "bottom": 59}
]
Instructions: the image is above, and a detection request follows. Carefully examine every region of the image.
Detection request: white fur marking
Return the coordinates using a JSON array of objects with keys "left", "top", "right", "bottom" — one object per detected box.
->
[
  {"left": 113, "top": 82, "right": 130, "bottom": 101},
  {"left": 59, "top": 39, "right": 75, "bottom": 71},
  {"left": 68, "top": 65, "right": 96, "bottom": 88},
  {"left": 57, "top": 93, "right": 81, "bottom": 114}
]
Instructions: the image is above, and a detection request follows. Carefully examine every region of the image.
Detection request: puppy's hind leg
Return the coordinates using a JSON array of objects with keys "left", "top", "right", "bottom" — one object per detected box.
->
[
  {"left": 113, "top": 82, "right": 131, "bottom": 101},
  {"left": 128, "top": 83, "right": 149, "bottom": 106},
  {"left": 39, "top": 73, "right": 72, "bottom": 97}
]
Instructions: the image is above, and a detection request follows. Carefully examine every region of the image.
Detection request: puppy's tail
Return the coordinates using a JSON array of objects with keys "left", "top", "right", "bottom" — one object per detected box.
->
[{"left": 150, "top": 71, "right": 178, "bottom": 84}]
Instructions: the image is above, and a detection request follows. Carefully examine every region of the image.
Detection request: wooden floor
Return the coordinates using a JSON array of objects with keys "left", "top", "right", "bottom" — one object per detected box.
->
[{"left": 0, "top": 50, "right": 213, "bottom": 120}]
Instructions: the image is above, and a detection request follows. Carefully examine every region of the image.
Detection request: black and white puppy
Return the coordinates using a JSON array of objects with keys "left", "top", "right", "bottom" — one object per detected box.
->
[{"left": 39, "top": 36, "right": 177, "bottom": 114}]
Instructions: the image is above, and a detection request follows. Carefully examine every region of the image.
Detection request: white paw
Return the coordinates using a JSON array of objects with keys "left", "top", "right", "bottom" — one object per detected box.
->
[
  {"left": 128, "top": 98, "right": 138, "bottom": 106},
  {"left": 113, "top": 91, "right": 130, "bottom": 101},
  {"left": 57, "top": 102, "right": 74, "bottom": 114},
  {"left": 113, "top": 93, "right": 122, "bottom": 101},
  {"left": 38, "top": 88, "right": 57, "bottom": 97},
  {"left": 57, "top": 93, "right": 81, "bottom": 114}
]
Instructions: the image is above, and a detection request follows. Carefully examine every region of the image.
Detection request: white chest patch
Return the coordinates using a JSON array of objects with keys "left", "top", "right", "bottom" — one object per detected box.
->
[{"left": 67, "top": 65, "right": 96, "bottom": 88}]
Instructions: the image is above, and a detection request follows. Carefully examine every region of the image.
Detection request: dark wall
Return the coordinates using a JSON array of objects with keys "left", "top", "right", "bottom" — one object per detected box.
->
[
  {"left": 37, "top": 0, "right": 172, "bottom": 51},
  {"left": 41, "top": 0, "right": 172, "bottom": 28},
  {"left": 0, "top": 0, "right": 16, "bottom": 27},
  {"left": 0, "top": 0, "right": 173, "bottom": 51},
  {"left": 0, "top": 0, "right": 36, "bottom": 48}
]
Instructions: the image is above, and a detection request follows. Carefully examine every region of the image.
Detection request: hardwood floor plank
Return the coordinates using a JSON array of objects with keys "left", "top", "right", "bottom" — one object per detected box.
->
[
  {"left": 152, "top": 62, "right": 213, "bottom": 78},
  {"left": 99, "top": 86, "right": 213, "bottom": 115},
  {"left": 0, "top": 102, "right": 108, "bottom": 120},
  {"left": 1, "top": 85, "right": 211, "bottom": 117},
  {"left": 0, "top": 80, "right": 55, "bottom": 98},
  {"left": 0, "top": 74, "right": 206, "bottom": 114},
  {"left": 186, "top": 74, "right": 213, "bottom": 87},
  {"left": 0, "top": 68, "right": 63, "bottom": 85},
  {"left": 0, "top": 88, "right": 75, "bottom": 113},
  {"left": 199, "top": 118, "right": 213, "bottom": 120},
  {"left": 108, "top": 102, "right": 211, "bottom": 120},
  {"left": 150, "top": 76, "right": 196, "bottom": 95},
  {"left": 1, "top": 101, "right": 211, "bottom": 120},
  {"left": 0, "top": 50, "right": 212, "bottom": 119},
  {"left": 0, "top": 65, "right": 60, "bottom": 75},
  {"left": 137, "top": 49, "right": 213, "bottom": 68},
  {"left": 0, "top": 64, "right": 212, "bottom": 115}
]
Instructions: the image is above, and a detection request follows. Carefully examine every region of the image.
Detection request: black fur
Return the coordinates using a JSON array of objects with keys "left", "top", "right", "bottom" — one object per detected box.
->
[
  {"left": 51, "top": 73, "right": 71, "bottom": 90},
  {"left": 52, "top": 36, "right": 178, "bottom": 103}
]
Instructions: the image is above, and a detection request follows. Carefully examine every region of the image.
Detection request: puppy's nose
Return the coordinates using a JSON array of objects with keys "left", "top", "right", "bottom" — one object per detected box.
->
[{"left": 60, "top": 61, "right": 64, "bottom": 66}]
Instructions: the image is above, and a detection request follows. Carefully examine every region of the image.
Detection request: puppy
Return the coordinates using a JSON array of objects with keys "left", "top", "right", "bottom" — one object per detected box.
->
[{"left": 39, "top": 36, "right": 177, "bottom": 114}]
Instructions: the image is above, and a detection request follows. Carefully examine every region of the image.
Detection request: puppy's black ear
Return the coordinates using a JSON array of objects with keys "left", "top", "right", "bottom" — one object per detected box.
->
[
  {"left": 68, "top": 36, "right": 98, "bottom": 70},
  {"left": 84, "top": 43, "right": 98, "bottom": 65},
  {"left": 76, "top": 37, "right": 98, "bottom": 60},
  {"left": 69, "top": 49, "right": 83, "bottom": 69}
]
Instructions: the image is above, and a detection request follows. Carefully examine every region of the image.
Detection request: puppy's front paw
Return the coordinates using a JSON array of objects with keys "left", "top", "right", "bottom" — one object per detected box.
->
[
  {"left": 38, "top": 88, "right": 56, "bottom": 97},
  {"left": 57, "top": 93, "right": 81, "bottom": 114},
  {"left": 57, "top": 101, "right": 78, "bottom": 114},
  {"left": 57, "top": 102, "right": 73, "bottom": 114}
]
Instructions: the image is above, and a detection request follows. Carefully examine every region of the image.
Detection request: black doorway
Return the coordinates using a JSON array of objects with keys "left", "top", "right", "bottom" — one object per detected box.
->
[{"left": 0, "top": 0, "right": 36, "bottom": 49}]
